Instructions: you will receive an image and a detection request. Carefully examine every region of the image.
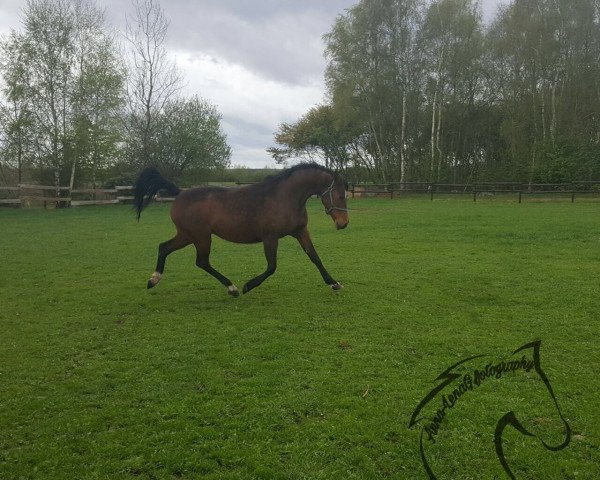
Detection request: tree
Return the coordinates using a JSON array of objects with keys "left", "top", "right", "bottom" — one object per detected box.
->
[
  {"left": 72, "top": 40, "right": 125, "bottom": 188},
  {"left": 70, "top": 0, "right": 125, "bottom": 189},
  {"left": 289, "top": 0, "right": 600, "bottom": 184},
  {"left": 152, "top": 96, "right": 231, "bottom": 179},
  {"left": 0, "top": 33, "right": 35, "bottom": 184},
  {"left": 17, "top": 0, "right": 76, "bottom": 196},
  {"left": 0, "top": 0, "right": 124, "bottom": 194},
  {"left": 325, "top": 0, "right": 394, "bottom": 181},
  {"left": 324, "top": 0, "right": 424, "bottom": 182},
  {"left": 269, "top": 104, "right": 355, "bottom": 171},
  {"left": 487, "top": 0, "right": 600, "bottom": 183},
  {"left": 419, "top": 0, "right": 484, "bottom": 182},
  {"left": 124, "top": 0, "right": 184, "bottom": 169}
]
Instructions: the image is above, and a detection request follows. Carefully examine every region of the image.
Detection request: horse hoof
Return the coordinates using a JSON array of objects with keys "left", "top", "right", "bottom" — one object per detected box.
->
[
  {"left": 147, "top": 272, "right": 162, "bottom": 289},
  {"left": 228, "top": 285, "right": 239, "bottom": 297},
  {"left": 331, "top": 282, "right": 343, "bottom": 290},
  {"left": 242, "top": 284, "right": 251, "bottom": 294}
]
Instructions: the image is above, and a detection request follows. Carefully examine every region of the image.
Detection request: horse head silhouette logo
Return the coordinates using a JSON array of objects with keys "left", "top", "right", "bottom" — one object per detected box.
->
[{"left": 409, "top": 340, "right": 571, "bottom": 479}]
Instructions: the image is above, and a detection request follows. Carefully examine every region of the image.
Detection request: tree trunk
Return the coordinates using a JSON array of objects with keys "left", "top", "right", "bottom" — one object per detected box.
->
[
  {"left": 529, "top": 84, "right": 539, "bottom": 187},
  {"left": 541, "top": 90, "right": 547, "bottom": 141},
  {"left": 430, "top": 89, "right": 438, "bottom": 182},
  {"left": 369, "top": 113, "right": 386, "bottom": 182},
  {"left": 399, "top": 91, "right": 407, "bottom": 188},
  {"left": 436, "top": 100, "right": 443, "bottom": 182},
  {"left": 551, "top": 74, "right": 558, "bottom": 145},
  {"left": 92, "top": 146, "right": 98, "bottom": 190},
  {"left": 54, "top": 168, "right": 61, "bottom": 207},
  {"left": 17, "top": 124, "right": 23, "bottom": 185},
  {"left": 69, "top": 159, "right": 77, "bottom": 192}
]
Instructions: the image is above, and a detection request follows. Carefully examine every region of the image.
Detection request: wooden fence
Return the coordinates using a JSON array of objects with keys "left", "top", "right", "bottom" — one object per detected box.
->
[
  {"left": 0, "top": 184, "right": 137, "bottom": 208},
  {"left": 349, "top": 181, "right": 600, "bottom": 203},
  {"left": 1, "top": 181, "right": 599, "bottom": 208}
]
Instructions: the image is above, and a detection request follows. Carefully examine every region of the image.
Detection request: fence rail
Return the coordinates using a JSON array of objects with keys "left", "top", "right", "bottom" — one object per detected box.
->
[
  {"left": 1, "top": 181, "right": 599, "bottom": 208},
  {"left": 349, "top": 181, "right": 600, "bottom": 202},
  {"left": 0, "top": 184, "right": 136, "bottom": 208}
]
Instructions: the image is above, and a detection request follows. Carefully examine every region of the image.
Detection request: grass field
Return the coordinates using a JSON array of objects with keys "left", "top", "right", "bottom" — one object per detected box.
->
[{"left": 1, "top": 198, "right": 599, "bottom": 479}]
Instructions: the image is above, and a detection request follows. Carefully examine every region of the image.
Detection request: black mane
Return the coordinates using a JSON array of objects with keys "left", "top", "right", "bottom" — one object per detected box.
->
[{"left": 260, "top": 162, "right": 335, "bottom": 187}]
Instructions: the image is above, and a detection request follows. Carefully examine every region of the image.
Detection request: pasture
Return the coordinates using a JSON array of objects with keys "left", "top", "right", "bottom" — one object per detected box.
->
[{"left": 1, "top": 198, "right": 599, "bottom": 479}]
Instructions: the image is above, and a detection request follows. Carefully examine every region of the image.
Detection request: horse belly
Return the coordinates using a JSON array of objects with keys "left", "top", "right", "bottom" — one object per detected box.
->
[
  {"left": 211, "top": 218, "right": 262, "bottom": 244},
  {"left": 213, "top": 229, "right": 261, "bottom": 244}
]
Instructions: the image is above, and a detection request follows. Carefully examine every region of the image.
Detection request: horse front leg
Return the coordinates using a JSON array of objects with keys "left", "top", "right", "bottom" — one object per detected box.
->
[
  {"left": 294, "top": 227, "right": 342, "bottom": 290},
  {"left": 242, "top": 237, "right": 278, "bottom": 294}
]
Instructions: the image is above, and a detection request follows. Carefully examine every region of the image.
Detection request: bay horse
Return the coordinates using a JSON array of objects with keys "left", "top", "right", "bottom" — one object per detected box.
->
[{"left": 133, "top": 163, "right": 349, "bottom": 296}]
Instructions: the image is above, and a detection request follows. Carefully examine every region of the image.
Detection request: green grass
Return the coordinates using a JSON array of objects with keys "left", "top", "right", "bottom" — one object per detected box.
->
[{"left": 1, "top": 198, "right": 599, "bottom": 479}]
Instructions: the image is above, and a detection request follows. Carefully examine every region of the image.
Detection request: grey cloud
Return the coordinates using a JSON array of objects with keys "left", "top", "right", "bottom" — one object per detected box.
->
[{"left": 100, "top": 0, "right": 355, "bottom": 86}]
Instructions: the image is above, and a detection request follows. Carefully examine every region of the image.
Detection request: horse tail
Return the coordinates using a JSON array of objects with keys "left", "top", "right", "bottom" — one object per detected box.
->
[{"left": 133, "top": 167, "right": 181, "bottom": 220}]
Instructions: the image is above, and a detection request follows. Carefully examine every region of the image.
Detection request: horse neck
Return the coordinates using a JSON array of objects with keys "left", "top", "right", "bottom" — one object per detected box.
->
[{"left": 283, "top": 169, "right": 332, "bottom": 206}]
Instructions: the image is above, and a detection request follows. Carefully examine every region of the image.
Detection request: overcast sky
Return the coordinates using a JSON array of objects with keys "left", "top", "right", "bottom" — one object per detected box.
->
[{"left": 0, "top": 0, "right": 507, "bottom": 168}]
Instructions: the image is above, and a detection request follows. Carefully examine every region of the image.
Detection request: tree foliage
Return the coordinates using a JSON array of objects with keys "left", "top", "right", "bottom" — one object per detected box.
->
[
  {"left": 0, "top": 0, "right": 231, "bottom": 188},
  {"left": 272, "top": 0, "right": 600, "bottom": 183},
  {"left": 268, "top": 104, "right": 354, "bottom": 171},
  {"left": 0, "top": 0, "right": 125, "bottom": 191},
  {"left": 124, "top": 0, "right": 184, "bottom": 170},
  {"left": 152, "top": 96, "right": 231, "bottom": 179}
]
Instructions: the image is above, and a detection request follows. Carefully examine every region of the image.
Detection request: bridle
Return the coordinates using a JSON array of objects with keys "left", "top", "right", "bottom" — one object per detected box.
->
[{"left": 321, "top": 179, "right": 349, "bottom": 214}]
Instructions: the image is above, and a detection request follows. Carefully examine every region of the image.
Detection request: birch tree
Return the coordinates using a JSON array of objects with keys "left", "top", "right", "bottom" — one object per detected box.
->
[
  {"left": 325, "top": 0, "right": 423, "bottom": 181},
  {"left": 70, "top": 0, "right": 124, "bottom": 190},
  {"left": 0, "top": 0, "right": 124, "bottom": 193},
  {"left": 419, "top": 0, "right": 483, "bottom": 182},
  {"left": 18, "top": 0, "right": 76, "bottom": 197}
]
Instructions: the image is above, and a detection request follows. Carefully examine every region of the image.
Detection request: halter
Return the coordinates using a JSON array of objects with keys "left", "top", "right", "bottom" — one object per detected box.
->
[{"left": 320, "top": 179, "right": 349, "bottom": 214}]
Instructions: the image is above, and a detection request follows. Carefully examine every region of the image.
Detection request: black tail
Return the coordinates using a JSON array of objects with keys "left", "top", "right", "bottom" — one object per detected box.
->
[{"left": 133, "top": 167, "right": 181, "bottom": 220}]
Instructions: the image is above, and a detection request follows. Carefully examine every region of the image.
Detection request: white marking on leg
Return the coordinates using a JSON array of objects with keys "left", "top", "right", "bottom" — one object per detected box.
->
[
  {"left": 228, "top": 284, "right": 239, "bottom": 296},
  {"left": 149, "top": 271, "right": 162, "bottom": 286}
]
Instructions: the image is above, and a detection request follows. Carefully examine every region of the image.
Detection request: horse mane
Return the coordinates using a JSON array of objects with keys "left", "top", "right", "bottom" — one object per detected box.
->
[{"left": 259, "top": 162, "right": 335, "bottom": 188}]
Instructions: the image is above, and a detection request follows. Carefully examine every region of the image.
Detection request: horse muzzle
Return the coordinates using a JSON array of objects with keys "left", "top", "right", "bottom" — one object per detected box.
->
[
  {"left": 329, "top": 208, "right": 349, "bottom": 230},
  {"left": 335, "top": 218, "right": 349, "bottom": 230}
]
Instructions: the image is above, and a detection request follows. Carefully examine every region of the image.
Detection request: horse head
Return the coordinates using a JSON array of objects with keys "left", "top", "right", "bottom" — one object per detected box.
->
[{"left": 320, "top": 175, "right": 349, "bottom": 230}]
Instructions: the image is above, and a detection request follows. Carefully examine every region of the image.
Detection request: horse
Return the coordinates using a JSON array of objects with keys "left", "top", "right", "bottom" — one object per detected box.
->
[
  {"left": 409, "top": 340, "right": 571, "bottom": 479},
  {"left": 133, "top": 163, "right": 349, "bottom": 296}
]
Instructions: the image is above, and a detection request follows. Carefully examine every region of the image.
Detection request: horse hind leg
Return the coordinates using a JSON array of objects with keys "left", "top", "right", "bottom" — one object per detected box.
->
[
  {"left": 242, "top": 237, "right": 278, "bottom": 294},
  {"left": 147, "top": 232, "right": 190, "bottom": 289},
  {"left": 194, "top": 237, "right": 239, "bottom": 296}
]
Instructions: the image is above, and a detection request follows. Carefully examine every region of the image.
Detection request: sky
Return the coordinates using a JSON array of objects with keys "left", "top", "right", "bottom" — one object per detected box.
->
[{"left": 0, "top": 0, "right": 507, "bottom": 168}]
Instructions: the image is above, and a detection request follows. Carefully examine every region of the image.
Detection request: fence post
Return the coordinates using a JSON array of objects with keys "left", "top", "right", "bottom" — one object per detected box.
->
[
  {"left": 571, "top": 191, "right": 575, "bottom": 203},
  {"left": 518, "top": 191, "right": 522, "bottom": 204},
  {"left": 473, "top": 189, "right": 477, "bottom": 202},
  {"left": 430, "top": 185, "right": 434, "bottom": 201}
]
